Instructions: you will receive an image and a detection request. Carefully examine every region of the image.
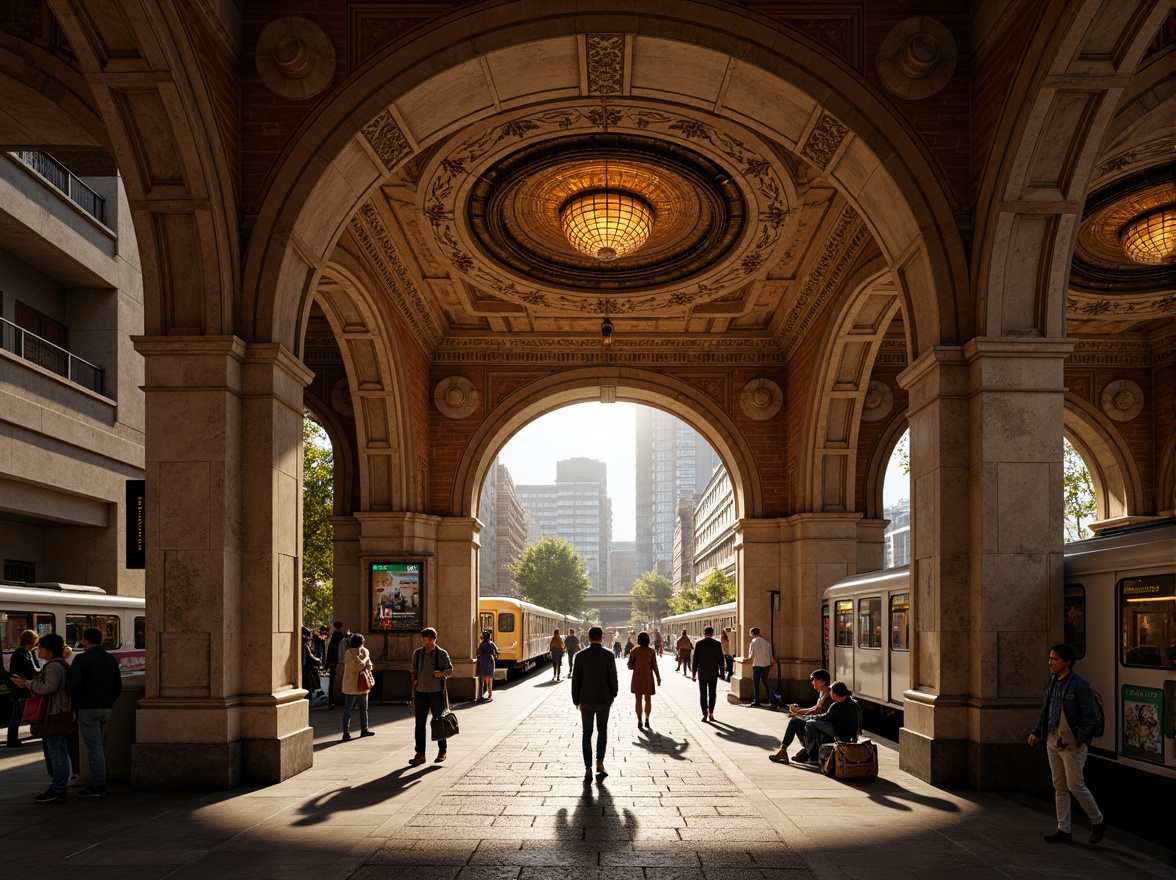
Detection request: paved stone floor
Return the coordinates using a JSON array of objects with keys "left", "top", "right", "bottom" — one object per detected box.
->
[{"left": 2, "top": 660, "right": 1171, "bottom": 879}]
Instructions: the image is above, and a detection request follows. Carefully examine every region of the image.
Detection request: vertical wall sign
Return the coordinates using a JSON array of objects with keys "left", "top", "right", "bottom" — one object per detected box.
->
[{"left": 126, "top": 479, "right": 145, "bottom": 569}]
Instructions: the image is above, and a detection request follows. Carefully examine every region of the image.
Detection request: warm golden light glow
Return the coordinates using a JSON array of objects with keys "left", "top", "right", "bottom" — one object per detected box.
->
[
  {"left": 1119, "top": 206, "right": 1176, "bottom": 265},
  {"left": 560, "top": 190, "right": 655, "bottom": 261}
]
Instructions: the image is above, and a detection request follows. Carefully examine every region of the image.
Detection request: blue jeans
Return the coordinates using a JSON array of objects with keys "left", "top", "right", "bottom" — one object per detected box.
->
[
  {"left": 752, "top": 666, "right": 770, "bottom": 703},
  {"left": 6, "top": 694, "right": 26, "bottom": 744},
  {"left": 77, "top": 708, "right": 112, "bottom": 788},
  {"left": 343, "top": 693, "right": 369, "bottom": 734},
  {"left": 802, "top": 718, "right": 838, "bottom": 755},
  {"left": 780, "top": 715, "right": 806, "bottom": 748},
  {"left": 580, "top": 704, "right": 610, "bottom": 768},
  {"left": 42, "top": 733, "right": 70, "bottom": 793},
  {"left": 698, "top": 676, "right": 718, "bottom": 713},
  {"left": 414, "top": 690, "right": 447, "bottom": 755}
]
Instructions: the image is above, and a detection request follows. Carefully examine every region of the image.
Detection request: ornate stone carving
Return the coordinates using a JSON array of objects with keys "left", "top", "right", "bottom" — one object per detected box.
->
[
  {"left": 256, "top": 17, "right": 336, "bottom": 100},
  {"left": 1067, "top": 290, "right": 1176, "bottom": 321},
  {"left": 361, "top": 110, "right": 414, "bottom": 171},
  {"left": 433, "top": 336, "right": 785, "bottom": 366},
  {"left": 1100, "top": 379, "right": 1143, "bottom": 422},
  {"left": 800, "top": 112, "right": 849, "bottom": 170},
  {"left": 877, "top": 17, "right": 958, "bottom": 101},
  {"left": 330, "top": 377, "right": 354, "bottom": 417},
  {"left": 586, "top": 35, "right": 625, "bottom": 95},
  {"left": 740, "top": 378, "right": 783, "bottom": 421},
  {"left": 434, "top": 376, "right": 479, "bottom": 418},
  {"left": 860, "top": 381, "right": 893, "bottom": 422}
]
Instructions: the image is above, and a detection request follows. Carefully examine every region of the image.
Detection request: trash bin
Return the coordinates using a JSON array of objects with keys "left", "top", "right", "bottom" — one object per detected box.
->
[{"left": 78, "top": 671, "right": 143, "bottom": 783}]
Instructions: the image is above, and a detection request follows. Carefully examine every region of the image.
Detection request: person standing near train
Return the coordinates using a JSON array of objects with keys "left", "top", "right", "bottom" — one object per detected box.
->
[
  {"left": 5, "top": 629, "right": 39, "bottom": 748},
  {"left": 1029, "top": 643, "right": 1107, "bottom": 845},
  {"left": 67, "top": 627, "right": 123, "bottom": 798},
  {"left": 564, "top": 628, "right": 581, "bottom": 677}
]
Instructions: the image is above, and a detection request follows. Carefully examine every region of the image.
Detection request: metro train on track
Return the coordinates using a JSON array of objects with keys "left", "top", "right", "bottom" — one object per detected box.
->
[
  {"left": 477, "top": 595, "right": 584, "bottom": 675},
  {"left": 822, "top": 518, "right": 1175, "bottom": 779}
]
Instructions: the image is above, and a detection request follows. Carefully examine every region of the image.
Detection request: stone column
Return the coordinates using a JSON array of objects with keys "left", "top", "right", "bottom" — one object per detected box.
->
[
  {"left": 898, "top": 339, "right": 1072, "bottom": 788},
  {"left": 729, "top": 519, "right": 783, "bottom": 702},
  {"left": 435, "top": 517, "right": 481, "bottom": 702},
  {"left": 130, "top": 337, "right": 314, "bottom": 789}
]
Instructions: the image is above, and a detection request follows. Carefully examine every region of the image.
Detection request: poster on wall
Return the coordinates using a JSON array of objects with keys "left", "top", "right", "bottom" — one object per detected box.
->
[
  {"left": 370, "top": 562, "right": 422, "bottom": 632},
  {"left": 1121, "top": 685, "right": 1164, "bottom": 763}
]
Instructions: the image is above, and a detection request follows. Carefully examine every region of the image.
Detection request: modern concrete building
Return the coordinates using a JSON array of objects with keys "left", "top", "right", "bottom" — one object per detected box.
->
[
  {"left": 635, "top": 408, "right": 719, "bottom": 578},
  {"left": 477, "top": 460, "right": 530, "bottom": 596},
  {"left": 517, "top": 457, "right": 612, "bottom": 594},
  {"left": 4, "top": 1, "right": 1170, "bottom": 792},
  {"left": 608, "top": 541, "right": 637, "bottom": 596},
  {"left": 693, "top": 466, "right": 737, "bottom": 584},
  {"left": 0, "top": 148, "right": 144, "bottom": 594},
  {"left": 884, "top": 502, "right": 912, "bottom": 569}
]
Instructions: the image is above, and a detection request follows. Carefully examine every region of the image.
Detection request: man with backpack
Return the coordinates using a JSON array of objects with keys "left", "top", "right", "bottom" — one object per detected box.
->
[{"left": 1028, "top": 643, "right": 1107, "bottom": 845}]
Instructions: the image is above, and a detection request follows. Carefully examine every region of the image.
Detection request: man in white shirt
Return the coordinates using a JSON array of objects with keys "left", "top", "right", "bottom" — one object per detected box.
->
[{"left": 746, "top": 627, "right": 774, "bottom": 706}]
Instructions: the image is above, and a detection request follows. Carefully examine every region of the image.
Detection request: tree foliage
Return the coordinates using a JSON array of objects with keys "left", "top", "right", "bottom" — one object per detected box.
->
[
  {"left": 697, "top": 568, "right": 736, "bottom": 607},
  {"left": 1063, "top": 438, "right": 1097, "bottom": 543},
  {"left": 509, "top": 536, "right": 590, "bottom": 616},
  {"left": 302, "top": 415, "right": 334, "bottom": 627},
  {"left": 630, "top": 570, "right": 674, "bottom": 626},
  {"left": 893, "top": 429, "right": 910, "bottom": 477}
]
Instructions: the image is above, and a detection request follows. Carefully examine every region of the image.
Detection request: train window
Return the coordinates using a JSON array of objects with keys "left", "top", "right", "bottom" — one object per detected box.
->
[
  {"left": 65, "top": 614, "right": 121, "bottom": 649},
  {"left": 1119, "top": 574, "right": 1175, "bottom": 668},
  {"left": 890, "top": 594, "right": 910, "bottom": 652},
  {"left": 134, "top": 616, "right": 146, "bottom": 650},
  {"left": 498, "top": 612, "right": 516, "bottom": 633},
  {"left": 835, "top": 600, "right": 853, "bottom": 647},
  {"left": 3, "top": 611, "right": 42, "bottom": 650},
  {"left": 858, "top": 597, "right": 882, "bottom": 648},
  {"left": 478, "top": 612, "right": 494, "bottom": 635},
  {"left": 1063, "top": 585, "right": 1086, "bottom": 659}
]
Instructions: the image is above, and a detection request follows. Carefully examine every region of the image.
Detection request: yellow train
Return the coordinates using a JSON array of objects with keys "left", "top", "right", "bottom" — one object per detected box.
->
[{"left": 478, "top": 596, "right": 584, "bottom": 674}]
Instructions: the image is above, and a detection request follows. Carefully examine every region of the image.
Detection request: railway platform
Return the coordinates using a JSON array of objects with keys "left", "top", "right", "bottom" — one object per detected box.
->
[{"left": 1, "top": 661, "right": 1171, "bottom": 879}]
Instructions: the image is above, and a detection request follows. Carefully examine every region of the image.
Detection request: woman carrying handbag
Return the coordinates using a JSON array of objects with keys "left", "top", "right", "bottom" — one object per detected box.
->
[
  {"left": 341, "top": 634, "right": 375, "bottom": 741},
  {"left": 11, "top": 632, "right": 73, "bottom": 803}
]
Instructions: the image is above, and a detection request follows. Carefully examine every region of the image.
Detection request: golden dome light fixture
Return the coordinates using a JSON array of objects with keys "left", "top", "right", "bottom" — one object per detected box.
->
[
  {"left": 560, "top": 156, "right": 656, "bottom": 262},
  {"left": 1119, "top": 205, "right": 1176, "bottom": 265}
]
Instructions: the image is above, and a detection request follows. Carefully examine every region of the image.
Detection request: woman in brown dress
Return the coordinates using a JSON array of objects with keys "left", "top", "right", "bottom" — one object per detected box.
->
[{"left": 627, "top": 631, "right": 661, "bottom": 729}]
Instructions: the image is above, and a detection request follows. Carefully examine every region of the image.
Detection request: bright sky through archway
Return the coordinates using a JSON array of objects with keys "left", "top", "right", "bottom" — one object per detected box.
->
[{"left": 496, "top": 402, "right": 639, "bottom": 541}]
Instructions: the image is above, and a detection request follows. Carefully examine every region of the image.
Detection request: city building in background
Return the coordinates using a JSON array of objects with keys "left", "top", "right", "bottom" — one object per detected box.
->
[
  {"left": 0, "top": 150, "right": 144, "bottom": 594},
  {"left": 635, "top": 408, "right": 719, "bottom": 578},
  {"left": 884, "top": 502, "right": 911, "bottom": 569},
  {"left": 517, "top": 457, "right": 612, "bottom": 594},
  {"left": 609, "top": 541, "right": 636, "bottom": 595},
  {"left": 693, "top": 466, "right": 736, "bottom": 583},
  {"left": 477, "top": 458, "right": 532, "bottom": 596},
  {"left": 672, "top": 496, "right": 697, "bottom": 588}
]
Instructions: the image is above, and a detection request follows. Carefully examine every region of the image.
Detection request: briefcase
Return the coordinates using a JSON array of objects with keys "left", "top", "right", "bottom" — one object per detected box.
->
[
  {"left": 430, "top": 709, "right": 459, "bottom": 740},
  {"left": 820, "top": 739, "right": 878, "bottom": 780}
]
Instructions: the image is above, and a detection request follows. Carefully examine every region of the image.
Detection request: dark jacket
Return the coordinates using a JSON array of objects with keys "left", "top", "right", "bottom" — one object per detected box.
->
[
  {"left": 692, "top": 637, "right": 725, "bottom": 678},
  {"left": 1031, "top": 671, "right": 1099, "bottom": 746},
  {"left": 564, "top": 633, "right": 580, "bottom": 655},
  {"left": 326, "top": 631, "right": 347, "bottom": 668},
  {"left": 7, "top": 647, "right": 39, "bottom": 698},
  {"left": 571, "top": 642, "right": 618, "bottom": 706},
  {"left": 66, "top": 645, "right": 123, "bottom": 711},
  {"left": 814, "top": 697, "right": 862, "bottom": 742}
]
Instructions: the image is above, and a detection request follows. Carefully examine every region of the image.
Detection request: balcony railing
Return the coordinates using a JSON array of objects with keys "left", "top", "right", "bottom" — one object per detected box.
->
[
  {"left": 10, "top": 151, "right": 108, "bottom": 227},
  {"left": 0, "top": 317, "right": 105, "bottom": 395}
]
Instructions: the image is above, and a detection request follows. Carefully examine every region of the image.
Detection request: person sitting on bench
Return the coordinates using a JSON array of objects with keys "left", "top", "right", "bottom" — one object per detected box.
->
[
  {"left": 797, "top": 681, "right": 861, "bottom": 763},
  {"left": 769, "top": 668, "right": 832, "bottom": 764}
]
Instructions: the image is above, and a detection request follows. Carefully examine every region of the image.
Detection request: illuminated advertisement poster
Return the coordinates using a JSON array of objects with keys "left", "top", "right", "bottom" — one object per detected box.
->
[
  {"left": 371, "top": 562, "right": 422, "bottom": 632},
  {"left": 1121, "top": 685, "right": 1163, "bottom": 763}
]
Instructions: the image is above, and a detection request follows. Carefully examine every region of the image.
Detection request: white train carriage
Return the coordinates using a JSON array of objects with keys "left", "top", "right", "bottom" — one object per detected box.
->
[{"left": 821, "top": 566, "right": 909, "bottom": 710}]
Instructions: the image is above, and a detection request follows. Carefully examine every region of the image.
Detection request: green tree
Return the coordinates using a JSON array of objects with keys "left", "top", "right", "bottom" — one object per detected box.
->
[
  {"left": 1063, "top": 438, "right": 1097, "bottom": 543},
  {"left": 302, "top": 415, "right": 334, "bottom": 627},
  {"left": 667, "top": 582, "right": 702, "bottom": 616},
  {"left": 630, "top": 570, "right": 673, "bottom": 626},
  {"left": 509, "top": 536, "right": 590, "bottom": 616},
  {"left": 697, "top": 567, "right": 736, "bottom": 606},
  {"left": 894, "top": 429, "right": 910, "bottom": 476}
]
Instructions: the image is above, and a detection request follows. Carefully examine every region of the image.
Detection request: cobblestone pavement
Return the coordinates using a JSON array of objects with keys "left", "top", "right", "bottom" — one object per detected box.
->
[{"left": 1, "top": 658, "right": 1171, "bottom": 880}]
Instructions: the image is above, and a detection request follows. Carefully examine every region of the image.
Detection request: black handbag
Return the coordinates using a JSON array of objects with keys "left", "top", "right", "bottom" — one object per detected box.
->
[{"left": 430, "top": 679, "right": 459, "bottom": 740}]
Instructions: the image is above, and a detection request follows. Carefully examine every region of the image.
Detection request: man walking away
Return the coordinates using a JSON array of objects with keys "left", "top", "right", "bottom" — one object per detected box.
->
[
  {"left": 1029, "top": 643, "right": 1107, "bottom": 845},
  {"left": 326, "top": 621, "right": 348, "bottom": 709},
  {"left": 564, "top": 628, "right": 580, "bottom": 675},
  {"left": 66, "top": 627, "right": 123, "bottom": 797},
  {"left": 746, "top": 627, "right": 773, "bottom": 706},
  {"left": 692, "top": 626, "right": 725, "bottom": 722},
  {"left": 571, "top": 626, "right": 618, "bottom": 781}
]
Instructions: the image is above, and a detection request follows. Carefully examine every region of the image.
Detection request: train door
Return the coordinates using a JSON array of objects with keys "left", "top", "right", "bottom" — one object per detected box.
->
[
  {"left": 888, "top": 592, "right": 910, "bottom": 706},
  {"left": 855, "top": 595, "right": 884, "bottom": 701}
]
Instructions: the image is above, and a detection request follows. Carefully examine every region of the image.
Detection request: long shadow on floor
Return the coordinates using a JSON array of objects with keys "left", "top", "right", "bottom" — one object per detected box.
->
[
  {"left": 632, "top": 728, "right": 690, "bottom": 759},
  {"left": 292, "top": 763, "right": 444, "bottom": 825},
  {"left": 709, "top": 718, "right": 780, "bottom": 750}
]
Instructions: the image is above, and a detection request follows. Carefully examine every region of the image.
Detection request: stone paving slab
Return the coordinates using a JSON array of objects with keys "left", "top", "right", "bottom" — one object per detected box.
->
[{"left": 0, "top": 660, "right": 1171, "bottom": 879}]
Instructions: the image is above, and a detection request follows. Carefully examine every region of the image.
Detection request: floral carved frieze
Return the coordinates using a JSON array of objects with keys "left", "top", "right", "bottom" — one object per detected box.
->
[
  {"left": 1066, "top": 290, "right": 1175, "bottom": 321},
  {"left": 361, "top": 109, "right": 414, "bottom": 172},
  {"left": 420, "top": 103, "right": 794, "bottom": 314},
  {"left": 586, "top": 35, "right": 625, "bottom": 95},
  {"left": 800, "top": 112, "right": 849, "bottom": 170}
]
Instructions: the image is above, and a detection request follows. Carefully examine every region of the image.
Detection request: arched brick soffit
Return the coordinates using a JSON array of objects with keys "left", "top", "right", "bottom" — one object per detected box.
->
[
  {"left": 0, "top": 33, "right": 111, "bottom": 152},
  {"left": 864, "top": 413, "right": 910, "bottom": 522},
  {"left": 1063, "top": 393, "right": 1143, "bottom": 521},
  {"left": 451, "top": 369, "right": 761, "bottom": 523},
  {"left": 302, "top": 390, "right": 357, "bottom": 519},
  {"left": 45, "top": 0, "right": 239, "bottom": 338},
  {"left": 796, "top": 259, "right": 903, "bottom": 513},
  {"left": 243, "top": 1, "right": 967, "bottom": 359},
  {"left": 973, "top": 0, "right": 1172, "bottom": 340},
  {"left": 314, "top": 253, "right": 417, "bottom": 513}
]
